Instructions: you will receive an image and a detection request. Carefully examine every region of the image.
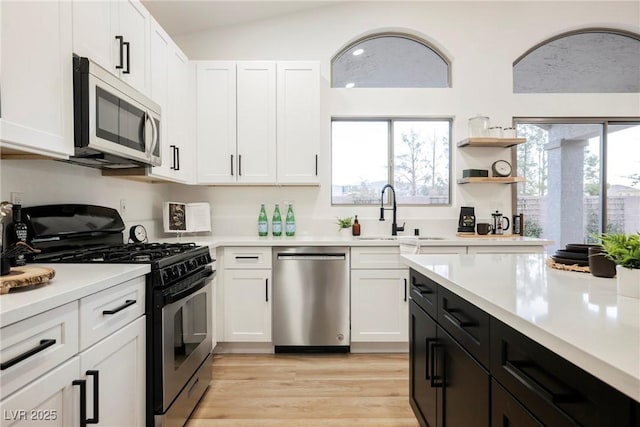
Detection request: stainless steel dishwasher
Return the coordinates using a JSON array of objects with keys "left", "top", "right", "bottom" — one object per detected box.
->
[{"left": 272, "top": 246, "right": 350, "bottom": 352}]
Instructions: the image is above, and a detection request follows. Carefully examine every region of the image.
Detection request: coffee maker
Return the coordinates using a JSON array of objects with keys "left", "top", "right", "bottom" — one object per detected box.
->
[
  {"left": 491, "top": 210, "right": 510, "bottom": 235},
  {"left": 457, "top": 206, "right": 476, "bottom": 233}
]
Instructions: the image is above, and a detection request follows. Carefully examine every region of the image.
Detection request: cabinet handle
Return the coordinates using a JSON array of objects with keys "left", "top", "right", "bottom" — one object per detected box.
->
[
  {"left": 102, "top": 299, "right": 136, "bottom": 315},
  {"left": 123, "top": 41, "right": 131, "bottom": 74},
  {"left": 429, "top": 342, "right": 445, "bottom": 388},
  {"left": 504, "top": 360, "right": 580, "bottom": 405},
  {"left": 175, "top": 147, "right": 180, "bottom": 171},
  {"left": 238, "top": 154, "right": 242, "bottom": 176},
  {"left": 115, "top": 36, "right": 124, "bottom": 70},
  {"left": 86, "top": 370, "right": 99, "bottom": 424},
  {"left": 404, "top": 278, "right": 407, "bottom": 302},
  {"left": 442, "top": 307, "right": 476, "bottom": 328},
  {"left": 0, "top": 339, "right": 56, "bottom": 370},
  {"left": 265, "top": 278, "right": 269, "bottom": 302},
  {"left": 230, "top": 154, "right": 234, "bottom": 176},
  {"left": 73, "top": 378, "right": 87, "bottom": 427},
  {"left": 315, "top": 154, "right": 318, "bottom": 176},
  {"left": 235, "top": 256, "right": 259, "bottom": 260},
  {"left": 170, "top": 145, "right": 177, "bottom": 170}
]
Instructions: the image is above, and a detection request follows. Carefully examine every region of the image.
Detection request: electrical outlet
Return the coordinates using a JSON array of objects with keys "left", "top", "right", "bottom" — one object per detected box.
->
[
  {"left": 10, "top": 192, "right": 24, "bottom": 205},
  {"left": 120, "top": 199, "right": 127, "bottom": 219}
]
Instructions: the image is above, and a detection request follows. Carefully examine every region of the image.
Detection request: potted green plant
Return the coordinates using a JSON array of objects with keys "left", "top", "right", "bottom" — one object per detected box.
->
[
  {"left": 597, "top": 233, "right": 640, "bottom": 298},
  {"left": 336, "top": 216, "right": 353, "bottom": 234}
]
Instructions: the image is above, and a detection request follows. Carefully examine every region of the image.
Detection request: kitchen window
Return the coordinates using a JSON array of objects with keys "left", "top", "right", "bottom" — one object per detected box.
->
[
  {"left": 332, "top": 119, "right": 451, "bottom": 205},
  {"left": 514, "top": 119, "right": 640, "bottom": 252}
]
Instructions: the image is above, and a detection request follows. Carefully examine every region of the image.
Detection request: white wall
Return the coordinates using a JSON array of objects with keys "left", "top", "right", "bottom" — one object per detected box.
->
[
  {"left": 0, "top": 160, "right": 170, "bottom": 240},
  {"left": 171, "top": 1, "right": 640, "bottom": 236},
  {"left": 2, "top": 2, "right": 638, "bottom": 239}
]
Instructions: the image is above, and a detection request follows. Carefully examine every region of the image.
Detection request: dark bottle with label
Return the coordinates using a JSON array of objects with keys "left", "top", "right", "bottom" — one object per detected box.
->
[
  {"left": 6, "top": 205, "right": 28, "bottom": 266},
  {"left": 352, "top": 215, "right": 361, "bottom": 236}
]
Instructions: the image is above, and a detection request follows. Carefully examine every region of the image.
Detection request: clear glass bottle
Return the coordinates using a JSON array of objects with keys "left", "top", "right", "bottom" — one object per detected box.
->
[
  {"left": 272, "top": 204, "right": 282, "bottom": 237},
  {"left": 285, "top": 204, "right": 296, "bottom": 236},
  {"left": 258, "top": 203, "right": 268, "bottom": 237}
]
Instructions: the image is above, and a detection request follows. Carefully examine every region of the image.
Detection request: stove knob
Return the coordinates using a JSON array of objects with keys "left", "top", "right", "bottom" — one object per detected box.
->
[
  {"left": 171, "top": 266, "right": 179, "bottom": 279},
  {"left": 162, "top": 270, "right": 170, "bottom": 282}
]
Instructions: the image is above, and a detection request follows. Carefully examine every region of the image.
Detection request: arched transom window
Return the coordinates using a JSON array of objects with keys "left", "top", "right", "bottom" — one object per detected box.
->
[
  {"left": 513, "top": 29, "right": 640, "bottom": 93},
  {"left": 332, "top": 33, "right": 450, "bottom": 88}
]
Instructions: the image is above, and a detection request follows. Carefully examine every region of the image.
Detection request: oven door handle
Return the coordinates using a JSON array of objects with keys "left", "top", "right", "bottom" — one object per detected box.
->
[{"left": 163, "top": 274, "right": 212, "bottom": 305}]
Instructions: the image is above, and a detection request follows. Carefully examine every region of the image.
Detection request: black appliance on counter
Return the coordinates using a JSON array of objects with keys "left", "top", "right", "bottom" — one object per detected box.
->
[{"left": 22, "top": 204, "right": 214, "bottom": 427}]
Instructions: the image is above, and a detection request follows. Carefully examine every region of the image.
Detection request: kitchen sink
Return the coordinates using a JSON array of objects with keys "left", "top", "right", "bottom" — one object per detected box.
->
[
  {"left": 417, "top": 236, "right": 445, "bottom": 240},
  {"left": 354, "top": 236, "right": 398, "bottom": 241}
]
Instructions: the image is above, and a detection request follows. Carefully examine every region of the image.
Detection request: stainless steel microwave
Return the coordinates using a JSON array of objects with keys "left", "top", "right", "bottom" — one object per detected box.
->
[{"left": 71, "top": 55, "right": 161, "bottom": 169}]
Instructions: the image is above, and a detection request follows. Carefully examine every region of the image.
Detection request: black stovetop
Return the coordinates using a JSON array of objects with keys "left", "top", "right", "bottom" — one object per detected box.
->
[{"left": 32, "top": 242, "right": 200, "bottom": 263}]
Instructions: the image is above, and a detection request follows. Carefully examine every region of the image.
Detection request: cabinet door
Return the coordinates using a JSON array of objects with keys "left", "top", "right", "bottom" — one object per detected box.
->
[
  {"left": 351, "top": 269, "right": 408, "bottom": 342},
  {"left": 438, "top": 325, "right": 490, "bottom": 427},
  {"left": 148, "top": 18, "right": 172, "bottom": 179},
  {"left": 116, "top": 0, "right": 149, "bottom": 94},
  {"left": 0, "top": 0, "right": 73, "bottom": 158},
  {"left": 491, "top": 379, "right": 543, "bottom": 427},
  {"left": 276, "top": 62, "right": 320, "bottom": 184},
  {"left": 409, "top": 301, "right": 438, "bottom": 427},
  {"left": 79, "top": 317, "right": 146, "bottom": 427},
  {"left": 222, "top": 269, "right": 271, "bottom": 342},
  {"left": 72, "top": 0, "right": 116, "bottom": 75},
  {"left": 196, "top": 61, "right": 237, "bottom": 184},
  {"left": 0, "top": 357, "right": 80, "bottom": 427},
  {"left": 168, "top": 46, "right": 193, "bottom": 183},
  {"left": 236, "top": 62, "right": 277, "bottom": 184}
]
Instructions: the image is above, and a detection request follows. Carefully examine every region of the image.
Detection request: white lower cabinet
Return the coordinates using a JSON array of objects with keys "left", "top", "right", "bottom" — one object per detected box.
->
[
  {"left": 0, "top": 358, "right": 79, "bottom": 427},
  {"left": 78, "top": 317, "right": 145, "bottom": 427},
  {"left": 350, "top": 247, "right": 409, "bottom": 343},
  {"left": 351, "top": 268, "right": 409, "bottom": 342},
  {"left": 222, "top": 269, "right": 272, "bottom": 342},
  {"left": 0, "top": 276, "right": 146, "bottom": 427}
]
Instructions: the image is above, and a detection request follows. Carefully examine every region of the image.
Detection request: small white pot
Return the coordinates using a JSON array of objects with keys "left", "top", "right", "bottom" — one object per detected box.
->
[{"left": 616, "top": 265, "right": 640, "bottom": 298}]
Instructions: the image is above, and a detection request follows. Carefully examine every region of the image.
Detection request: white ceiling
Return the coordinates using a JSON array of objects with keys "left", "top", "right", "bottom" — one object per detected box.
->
[{"left": 141, "top": 0, "right": 341, "bottom": 37}]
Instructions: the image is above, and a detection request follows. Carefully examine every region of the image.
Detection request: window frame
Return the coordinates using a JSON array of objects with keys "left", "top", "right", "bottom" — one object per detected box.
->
[
  {"left": 331, "top": 116, "right": 453, "bottom": 206},
  {"left": 512, "top": 116, "right": 640, "bottom": 233}
]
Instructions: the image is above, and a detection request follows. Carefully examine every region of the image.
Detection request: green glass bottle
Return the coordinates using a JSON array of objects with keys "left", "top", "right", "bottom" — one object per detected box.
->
[
  {"left": 258, "top": 203, "right": 268, "bottom": 236},
  {"left": 285, "top": 204, "right": 296, "bottom": 236},
  {"left": 272, "top": 204, "right": 282, "bottom": 236}
]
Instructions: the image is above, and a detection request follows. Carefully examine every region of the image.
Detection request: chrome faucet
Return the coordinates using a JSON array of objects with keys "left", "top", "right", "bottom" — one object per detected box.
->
[{"left": 379, "top": 184, "right": 405, "bottom": 236}]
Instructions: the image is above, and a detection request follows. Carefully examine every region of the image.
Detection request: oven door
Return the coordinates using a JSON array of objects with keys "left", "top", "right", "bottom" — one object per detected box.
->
[{"left": 160, "top": 276, "right": 213, "bottom": 410}]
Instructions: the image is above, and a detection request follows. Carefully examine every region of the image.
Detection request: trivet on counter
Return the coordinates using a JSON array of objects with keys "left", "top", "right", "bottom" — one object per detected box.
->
[
  {"left": 546, "top": 258, "right": 590, "bottom": 273},
  {"left": 0, "top": 266, "right": 56, "bottom": 294}
]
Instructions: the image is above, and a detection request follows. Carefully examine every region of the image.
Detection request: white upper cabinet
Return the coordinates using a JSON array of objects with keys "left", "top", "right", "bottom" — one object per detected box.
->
[
  {"left": 196, "top": 61, "right": 277, "bottom": 184},
  {"left": 196, "top": 62, "right": 237, "bottom": 184},
  {"left": 0, "top": 0, "right": 74, "bottom": 158},
  {"left": 195, "top": 61, "right": 320, "bottom": 185},
  {"left": 72, "top": 0, "right": 150, "bottom": 95},
  {"left": 236, "top": 62, "right": 277, "bottom": 183},
  {"left": 276, "top": 62, "right": 320, "bottom": 184},
  {"left": 148, "top": 18, "right": 193, "bottom": 183}
]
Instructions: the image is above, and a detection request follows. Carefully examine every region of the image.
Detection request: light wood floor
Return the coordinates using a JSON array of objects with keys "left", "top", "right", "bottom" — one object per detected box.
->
[{"left": 187, "top": 353, "right": 419, "bottom": 427}]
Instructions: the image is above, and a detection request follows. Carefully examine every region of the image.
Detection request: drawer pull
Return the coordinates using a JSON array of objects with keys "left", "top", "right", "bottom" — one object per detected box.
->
[
  {"left": 86, "top": 370, "right": 100, "bottom": 424},
  {"left": 404, "top": 278, "right": 408, "bottom": 302},
  {"left": 0, "top": 339, "right": 56, "bottom": 370},
  {"left": 73, "top": 379, "right": 88, "bottom": 427},
  {"left": 504, "top": 360, "right": 580, "bottom": 405},
  {"left": 442, "top": 308, "right": 476, "bottom": 328},
  {"left": 102, "top": 299, "right": 136, "bottom": 315},
  {"left": 235, "top": 256, "right": 260, "bottom": 260}
]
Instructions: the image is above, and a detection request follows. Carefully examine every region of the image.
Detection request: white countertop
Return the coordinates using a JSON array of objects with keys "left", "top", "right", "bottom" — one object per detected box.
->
[
  {"left": 0, "top": 264, "right": 150, "bottom": 327},
  {"left": 161, "top": 234, "right": 551, "bottom": 249},
  {"left": 401, "top": 253, "right": 640, "bottom": 402}
]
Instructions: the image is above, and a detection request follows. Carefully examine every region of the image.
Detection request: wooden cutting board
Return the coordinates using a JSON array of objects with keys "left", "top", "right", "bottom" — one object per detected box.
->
[{"left": 0, "top": 266, "right": 55, "bottom": 294}]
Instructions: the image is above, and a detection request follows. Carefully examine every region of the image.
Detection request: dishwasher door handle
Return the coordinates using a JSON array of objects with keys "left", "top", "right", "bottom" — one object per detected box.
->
[{"left": 276, "top": 254, "right": 346, "bottom": 261}]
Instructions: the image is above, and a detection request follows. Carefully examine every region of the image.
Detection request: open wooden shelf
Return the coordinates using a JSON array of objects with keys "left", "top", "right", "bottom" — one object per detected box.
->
[
  {"left": 457, "top": 177, "right": 525, "bottom": 184},
  {"left": 457, "top": 138, "right": 526, "bottom": 148}
]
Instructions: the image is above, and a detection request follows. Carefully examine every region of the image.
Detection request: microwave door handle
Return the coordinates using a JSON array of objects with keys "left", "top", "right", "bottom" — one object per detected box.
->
[{"left": 146, "top": 111, "right": 158, "bottom": 159}]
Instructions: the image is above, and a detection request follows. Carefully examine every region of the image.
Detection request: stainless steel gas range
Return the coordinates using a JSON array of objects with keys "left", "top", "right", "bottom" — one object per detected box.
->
[{"left": 22, "top": 204, "right": 214, "bottom": 427}]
